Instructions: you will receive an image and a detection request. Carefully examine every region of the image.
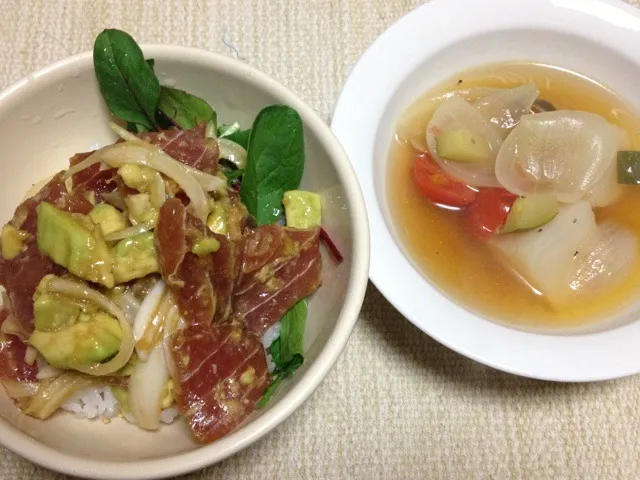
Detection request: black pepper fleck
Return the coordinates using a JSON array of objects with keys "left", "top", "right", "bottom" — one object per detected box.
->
[
  {"left": 574, "top": 250, "right": 579, "bottom": 258},
  {"left": 573, "top": 218, "right": 577, "bottom": 223},
  {"left": 538, "top": 228, "right": 543, "bottom": 233},
  {"left": 457, "top": 79, "right": 463, "bottom": 84}
]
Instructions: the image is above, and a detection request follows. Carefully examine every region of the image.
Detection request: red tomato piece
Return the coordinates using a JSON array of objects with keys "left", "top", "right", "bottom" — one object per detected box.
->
[
  {"left": 466, "top": 188, "right": 518, "bottom": 239},
  {"left": 412, "top": 154, "right": 477, "bottom": 207}
]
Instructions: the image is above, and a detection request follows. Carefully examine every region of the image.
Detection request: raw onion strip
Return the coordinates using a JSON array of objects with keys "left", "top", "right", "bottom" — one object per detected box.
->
[
  {"left": 218, "top": 138, "right": 247, "bottom": 169},
  {"left": 24, "top": 372, "right": 97, "bottom": 420},
  {"left": 108, "top": 122, "right": 226, "bottom": 193},
  {"left": 129, "top": 342, "right": 169, "bottom": 431},
  {"left": 0, "top": 379, "right": 39, "bottom": 399},
  {"left": 150, "top": 171, "right": 166, "bottom": 209},
  {"left": 79, "top": 142, "right": 210, "bottom": 222},
  {"left": 104, "top": 219, "right": 156, "bottom": 242},
  {"left": 46, "top": 277, "right": 134, "bottom": 377}
]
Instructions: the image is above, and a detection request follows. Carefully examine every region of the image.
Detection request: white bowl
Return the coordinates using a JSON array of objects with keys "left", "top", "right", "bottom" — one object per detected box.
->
[
  {"left": 0, "top": 46, "right": 369, "bottom": 478},
  {"left": 332, "top": 0, "right": 640, "bottom": 382}
]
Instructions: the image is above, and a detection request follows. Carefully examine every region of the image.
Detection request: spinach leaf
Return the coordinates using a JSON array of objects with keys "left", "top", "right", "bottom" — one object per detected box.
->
[
  {"left": 157, "top": 86, "right": 217, "bottom": 130},
  {"left": 218, "top": 123, "right": 251, "bottom": 149},
  {"left": 93, "top": 29, "right": 160, "bottom": 131},
  {"left": 146, "top": 58, "right": 155, "bottom": 71},
  {"left": 256, "top": 376, "right": 283, "bottom": 408},
  {"left": 240, "top": 105, "right": 304, "bottom": 225},
  {"left": 224, "top": 168, "right": 244, "bottom": 185},
  {"left": 225, "top": 129, "right": 251, "bottom": 150},
  {"left": 257, "top": 340, "right": 304, "bottom": 409},
  {"left": 217, "top": 122, "right": 240, "bottom": 137},
  {"left": 279, "top": 299, "right": 307, "bottom": 364}
]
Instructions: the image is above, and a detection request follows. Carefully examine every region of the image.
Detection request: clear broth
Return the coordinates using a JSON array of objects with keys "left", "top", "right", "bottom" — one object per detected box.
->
[{"left": 388, "top": 62, "right": 640, "bottom": 330}]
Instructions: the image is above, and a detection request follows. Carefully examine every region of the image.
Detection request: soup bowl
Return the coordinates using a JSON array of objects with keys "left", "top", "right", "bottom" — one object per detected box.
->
[
  {"left": 332, "top": 0, "right": 640, "bottom": 382},
  {"left": 0, "top": 46, "right": 370, "bottom": 478}
]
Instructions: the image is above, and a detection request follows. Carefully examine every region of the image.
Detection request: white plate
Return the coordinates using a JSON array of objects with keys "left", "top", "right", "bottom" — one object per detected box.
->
[{"left": 332, "top": 0, "right": 640, "bottom": 381}]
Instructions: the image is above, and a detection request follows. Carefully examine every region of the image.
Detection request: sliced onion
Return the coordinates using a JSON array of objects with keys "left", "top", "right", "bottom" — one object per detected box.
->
[
  {"left": 150, "top": 172, "right": 166, "bottom": 209},
  {"left": 104, "top": 219, "right": 156, "bottom": 242},
  {"left": 46, "top": 277, "right": 134, "bottom": 376},
  {"left": 218, "top": 138, "right": 247, "bottom": 169},
  {"left": 495, "top": 111, "right": 626, "bottom": 206},
  {"left": 1, "top": 379, "right": 39, "bottom": 399},
  {"left": 81, "top": 143, "right": 210, "bottom": 222},
  {"left": 24, "top": 372, "right": 97, "bottom": 419},
  {"left": 473, "top": 83, "right": 539, "bottom": 137},
  {"left": 491, "top": 201, "right": 638, "bottom": 307},
  {"left": 0, "top": 313, "right": 29, "bottom": 343},
  {"left": 24, "top": 346, "right": 37, "bottom": 366},
  {"left": 129, "top": 342, "right": 170, "bottom": 431},
  {"left": 119, "top": 290, "right": 141, "bottom": 324},
  {"left": 162, "top": 306, "right": 181, "bottom": 380},
  {"left": 36, "top": 364, "right": 63, "bottom": 380},
  {"left": 108, "top": 122, "right": 226, "bottom": 193},
  {"left": 396, "top": 87, "right": 498, "bottom": 151},
  {"left": 426, "top": 96, "right": 502, "bottom": 186},
  {"left": 133, "top": 280, "right": 167, "bottom": 343}
]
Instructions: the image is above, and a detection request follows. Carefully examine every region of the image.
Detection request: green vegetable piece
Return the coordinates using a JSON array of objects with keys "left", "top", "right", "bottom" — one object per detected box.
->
[
  {"left": 113, "top": 232, "right": 159, "bottom": 284},
  {"left": 93, "top": 29, "right": 160, "bottom": 131},
  {"left": 283, "top": 191, "right": 322, "bottom": 228},
  {"left": 279, "top": 299, "right": 307, "bottom": 365},
  {"left": 501, "top": 193, "right": 559, "bottom": 234},
  {"left": 191, "top": 237, "right": 221, "bottom": 256},
  {"left": 217, "top": 122, "right": 240, "bottom": 138},
  {"left": 118, "top": 164, "right": 156, "bottom": 193},
  {"left": 34, "top": 293, "right": 82, "bottom": 332},
  {"left": 435, "top": 128, "right": 491, "bottom": 163},
  {"left": 240, "top": 105, "right": 305, "bottom": 225},
  {"left": 111, "top": 386, "right": 130, "bottom": 413},
  {"left": 124, "top": 193, "right": 157, "bottom": 225},
  {"left": 1, "top": 224, "right": 29, "bottom": 260},
  {"left": 89, "top": 203, "right": 128, "bottom": 237},
  {"left": 224, "top": 169, "right": 244, "bottom": 185},
  {"left": 206, "top": 201, "right": 229, "bottom": 236},
  {"left": 256, "top": 376, "right": 283, "bottom": 409},
  {"left": 617, "top": 151, "right": 640, "bottom": 185},
  {"left": 225, "top": 129, "right": 251, "bottom": 150},
  {"left": 29, "top": 312, "right": 123, "bottom": 370},
  {"left": 157, "top": 86, "right": 216, "bottom": 130},
  {"left": 37, "top": 202, "right": 114, "bottom": 288}
]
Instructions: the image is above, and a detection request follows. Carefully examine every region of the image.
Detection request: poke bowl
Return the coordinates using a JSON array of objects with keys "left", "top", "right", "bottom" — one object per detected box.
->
[
  {"left": 0, "top": 31, "right": 369, "bottom": 479},
  {"left": 332, "top": 0, "right": 640, "bottom": 382}
]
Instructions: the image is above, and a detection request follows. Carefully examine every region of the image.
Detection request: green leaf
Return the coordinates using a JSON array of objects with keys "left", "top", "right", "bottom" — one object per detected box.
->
[
  {"left": 279, "top": 299, "right": 307, "bottom": 364},
  {"left": 146, "top": 58, "right": 155, "bottom": 71},
  {"left": 256, "top": 376, "right": 283, "bottom": 409},
  {"left": 93, "top": 29, "right": 160, "bottom": 131},
  {"left": 268, "top": 337, "right": 281, "bottom": 367},
  {"left": 225, "top": 129, "right": 251, "bottom": 150},
  {"left": 240, "top": 105, "right": 304, "bottom": 225},
  {"left": 282, "top": 354, "right": 304, "bottom": 376},
  {"left": 157, "top": 86, "right": 217, "bottom": 130},
  {"left": 217, "top": 122, "right": 240, "bottom": 137},
  {"left": 224, "top": 168, "right": 244, "bottom": 185},
  {"left": 218, "top": 123, "right": 251, "bottom": 149}
]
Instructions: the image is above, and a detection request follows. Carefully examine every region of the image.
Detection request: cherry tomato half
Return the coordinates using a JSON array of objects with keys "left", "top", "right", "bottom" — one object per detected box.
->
[
  {"left": 412, "top": 154, "right": 477, "bottom": 208},
  {"left": 466, "top": 188, "right": 518, "bottom": 239}
]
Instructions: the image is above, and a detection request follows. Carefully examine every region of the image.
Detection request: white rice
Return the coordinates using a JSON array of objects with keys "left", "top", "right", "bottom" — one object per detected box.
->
[
  {"left": 261, "top": 322, "right": 281, "bottom": 373},
  {"left": 61, "top": 386, "right": 179, "bottom": 425}
]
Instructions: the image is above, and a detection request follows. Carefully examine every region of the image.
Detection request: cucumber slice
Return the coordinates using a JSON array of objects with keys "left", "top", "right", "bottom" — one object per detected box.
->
[
  {"left": 434, "top": 128, "right": 491, "bottom": 163},
  {"left": 502, "top": 193, "right": 559, "bottom": 234},
  {"left": 617, "top": 151, "right": 640, "bottom": 185}
]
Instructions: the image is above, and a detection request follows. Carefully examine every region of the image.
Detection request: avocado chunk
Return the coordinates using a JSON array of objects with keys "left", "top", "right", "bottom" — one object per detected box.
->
[
  {"left": 37, "top": 203, "right": 115, "bottom": 288},
  {"left": 434, "top": 128, "right": 491, "bottom": 163},
  {"left": 118, "top": 164, "right": 156, "bottom": 192},
  {"left": 89, "top": 203, "right": 128, "bottom": 237},
  {"left": 502, "top": 193, "right": 559, "bottom": 234},
  {"left": 192, "top": 237, "right": 221, "bottom": 256},
  {"left": 125, "top": 193, "right": 158, "bottom": 225},
  {"left": 34, "top": 293, "right": 82, "bottom": 332},
  {"left": 206, "top": 200, "right": 229, "bottom": 236},
  {"left": 283, "top": 190, "right": 322, "bottom": 228},
  {"left": 29, "top": 312, "right": 123, "bottom": 370},
  {"left": 1, "top": 224, "right": 30, "bottom": 260},
  {"left": 112, "top": 232, "right": 160, "bottom": 284}
]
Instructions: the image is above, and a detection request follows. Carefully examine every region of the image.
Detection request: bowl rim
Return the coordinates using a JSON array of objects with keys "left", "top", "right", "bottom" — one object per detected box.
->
[
  {"left": 331, "top": 0, "right": 640, "bottom": 382},
  {"left": 0, "top": 45, "right": 370, "bottom": 479}
]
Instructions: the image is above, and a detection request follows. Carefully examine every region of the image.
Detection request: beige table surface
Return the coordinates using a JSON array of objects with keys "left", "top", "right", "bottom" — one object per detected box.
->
[{"left": 2, "top": 0, "right": 640, "bottom": 479}]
